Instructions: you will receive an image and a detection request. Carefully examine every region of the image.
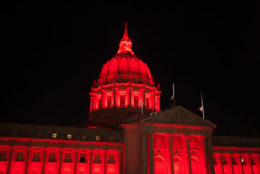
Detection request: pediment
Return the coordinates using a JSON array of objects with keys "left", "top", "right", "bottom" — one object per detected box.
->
[{"left": 141, "top": 106, "right": 216, "bottom": 128}]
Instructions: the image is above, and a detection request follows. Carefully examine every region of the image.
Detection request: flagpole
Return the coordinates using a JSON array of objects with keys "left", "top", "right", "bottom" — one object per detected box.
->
[
  {"left": 200, "top": 91, "right": 205, "bottom": 119},
  {"left": 172, "top": 83, "right": 175, "bottom": 107},
  {"left": 140, "top": 100, "right": 143, "bottom": 115}
]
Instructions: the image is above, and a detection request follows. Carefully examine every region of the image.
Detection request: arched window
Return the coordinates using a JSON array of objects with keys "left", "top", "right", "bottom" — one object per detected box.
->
[
  {"left": 173, "top": 156, "right": 184, "bottom": 174},
  {"left": 154, "top": 155, "right": 168, "bottom": 174},
  {"left": 191, "top": 156, "right": 200, "bottom": 174}
]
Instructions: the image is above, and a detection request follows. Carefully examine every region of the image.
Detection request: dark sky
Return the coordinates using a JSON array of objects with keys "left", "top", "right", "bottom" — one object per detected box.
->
[{"left": 1, "top": 1, "right": 260, "bottom": 136}]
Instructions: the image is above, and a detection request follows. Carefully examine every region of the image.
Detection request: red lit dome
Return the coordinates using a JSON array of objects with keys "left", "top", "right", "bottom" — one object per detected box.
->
[
  {"left": 97, "top": 23, "right": 154, "bottom": 86},
  {"left": 88, "top": 23, "right": 161, "bottom": 128},
  {"left": 97, "top": 56, "right": 154, "bottom": 86}
]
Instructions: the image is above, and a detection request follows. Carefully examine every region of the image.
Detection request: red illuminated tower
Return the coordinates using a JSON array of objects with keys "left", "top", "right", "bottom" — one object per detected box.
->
[{"left": 87, "top": 23, "right": 161, "bottom": 128}]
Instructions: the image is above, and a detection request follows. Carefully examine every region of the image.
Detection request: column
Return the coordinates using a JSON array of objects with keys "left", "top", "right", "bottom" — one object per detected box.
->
[
  {"left": 7, "top": 147, "right": 13, "bottom": 174},
  {"left": 74, "top": 151, "right": 78, "bottom": 174},
  {"left": 104, "top": 151, "right": 107, "bottom": 174},
  {"left": 237, "top": 154, "right": 244, "bottom": 174},
  {"left": 247, "top": 154, "right": 254, "bottom": 174},
  {"left": 100, "top": 86, "right": 103, "bottom": 109},
  {"left": 90, "top": 151, "right": 92, "bottom": 174},
  {"left": 129, "top": 83, "right": 132, "bottom": 108},
  {"left": 113, "top": 83, "right": 116, "bottom": 108},
  {"left": 152, "top": 88, "right": 155, "bottom": 111},
  {"left": 184, "top": 136, "right": 191, "bottom": 174},
  {"left": 207, "top": 136, "right": 216, "bottom": 174},
  {"left": 24, "top": 148, "right": 30, "bottom": 174},
  {"left": 90, "top": 96, "right": 94, "bottom": 112},
  {"left": 228, "top": 154, "right": 234, "bottom": 174},
  {"left": 58, "top": 150, "right": 62, "bottom": 174},
  {"left": 201, "top": 136, "right": 208, "bottom": 174},
  {"left": 169, "top": 136, "right": 174, "bottom": 174},
  {"left": 149, "top": 134, "right": 155, "bottom": 174}
]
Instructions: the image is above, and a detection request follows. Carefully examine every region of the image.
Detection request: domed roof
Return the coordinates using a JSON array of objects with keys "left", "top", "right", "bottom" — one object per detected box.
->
[{"left": 96, "top": 23, "right": 155, "bottom": 86}]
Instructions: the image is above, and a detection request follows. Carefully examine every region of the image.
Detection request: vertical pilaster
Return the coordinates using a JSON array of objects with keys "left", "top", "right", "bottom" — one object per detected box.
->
[
  {"left": 24, "top": 148, "right": 30, "bottom": 174},
  {"left": 104, "top": 151, "right": 107, "bottom": 174},
  {"left": 207, "top": 136, "right": 215, "bottom": 174},
  {"left": 100, "top": 86, "right": 103, "bottom": 109},
  {"left": 237, "top": 154, "right": 244, "bottom": 174},
  {"left": 58, "top": 150, "right": 62, "bottom": 174},
  {"left": 220, "top": 154, "right": 224, "bottom": 174},
  {"left": 90, "top": 96, "right": 93, "bottom": 112},
  {"left": 7, "top": 147, "right": 13, "bottom": 174},
  {"left": 184, "top": 136, "right": 191, "bottom": 174},
  {"left": 169, "top": 136, "right": 174, "bottom": 174},
  {"left": 113, "top": 83, "right": 116, "bottom": 107},
  {"left": 74, "top": 151, "right": 78, "bottom": 174},
  {"left": 42, "top": 149, "right": 46, "bottom": 174},
  {"left": 129, "top": 83, "right": 132, "bottom": 108},
  {"left": 149, "top": 134, "right": 155, "bottom": 174},
  {"left": 247, "top": 154, "right": 254, "bottom": 174},
  {"left": 89, "top": 151, "right": 92, "bottom": 174},
  {"left": 201, "top": 136, "right": 208, "bottom": 174},
  {"left": 228, "top": 154, "right": 234, "bottom": 174}
]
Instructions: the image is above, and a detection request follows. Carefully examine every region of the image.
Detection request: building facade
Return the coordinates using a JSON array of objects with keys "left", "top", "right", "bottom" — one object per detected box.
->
[{"left": 0, "top": 24, "right": 260, "bottom": 174}]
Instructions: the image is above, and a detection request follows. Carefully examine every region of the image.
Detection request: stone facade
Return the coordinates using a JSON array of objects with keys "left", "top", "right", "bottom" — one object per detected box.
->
[{"left": 0, "top": 106, "right": 260, "bottom": 174}]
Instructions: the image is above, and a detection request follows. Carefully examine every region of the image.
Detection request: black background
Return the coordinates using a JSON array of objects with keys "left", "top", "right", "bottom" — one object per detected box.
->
[{"left": 1, "top": 1, "right": 260, "bottom": 136}]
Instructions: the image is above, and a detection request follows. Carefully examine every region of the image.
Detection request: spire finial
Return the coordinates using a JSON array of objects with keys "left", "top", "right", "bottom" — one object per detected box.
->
[
  {"left": 117, "top": 22, "right": 134, "bottom": 55},
  {"left": 122, "top": 22, "right": 129, "bottom": 41}
]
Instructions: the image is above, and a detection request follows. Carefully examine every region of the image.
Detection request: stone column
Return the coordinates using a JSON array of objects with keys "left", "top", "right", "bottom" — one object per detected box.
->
[
  {"left": 41, "top": 149, "right": 47, "bottom": 174},
  {"left": 90, "top": 96, "right": 94, "bottom": 112},
  {"left": 201, "top": 136, "right": 208, "bottom": 174},
  {"left": 228, "top": 154, "right": 234, "bottom": 174},
  {"left": 24, "top": 148, "right": 30, "bottom": 174},
  {"left": 89, "top": 151, "right": 93, "bottom": 174},
  {"left": 207, "top": 136, "right": 215, "bottom": 174},
  {"left": 129, "top": 83, "right": 132, "bottom": 108},
  {"left": 74, "top": 151, "right": 78, "bottom": 174},
  {"left": 184, "top": 136, "right": 191, "bottom": 174},
  {"left": 247, "top": 154, "right": 254, "bottom": 174},
  {"left": 221, "top": 154, "right": 225, "bottom": 174},
  {"left": 58, "top": 150, "right": 62, "bottom": 174},
  {"left": 7, "top": 148, "right": 13, "bottom": 174},
  {"left": 149, "top": 134, "right": 155, "bottom": 174},
  {"left": 237, "top": 154, "right": 244, "bottom": 174},
  {"left": 169, "top": 136, "right": 174, "bottom": 174},
  {"left": 104, "top": 151, "right": 107, "bottom": 174}
]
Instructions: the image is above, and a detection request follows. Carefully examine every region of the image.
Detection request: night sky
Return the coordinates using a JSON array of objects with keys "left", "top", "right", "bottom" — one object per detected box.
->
[{"left": 1, "top": 1, "right": 260, "bottom": 136}]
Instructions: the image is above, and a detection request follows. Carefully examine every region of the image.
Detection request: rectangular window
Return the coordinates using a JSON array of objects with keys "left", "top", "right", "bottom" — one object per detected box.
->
[
  {"left": 15, "top": 151, "right": 24, "bottom": 161},
  {"left": 96, "top": 136, "right": 100, "bottom": 141},
  {"left": 67, "top": 134, "right": 72, "bottom": 139},
  {"left": 48, "top": 152, "right": 57, "bottom": 162},
  {"left": 52, "top": 133, "right": 57, "bottom": 139},
  {"left": 31, "top": 151, "right": 41, "bottom": 162},
  {"left": 145, "top": 97, "right": 149, "bottom": 108},
  {"left": 120, "top": 95, "right": 125, "bottom": 107},
  {"left": 79, "top": 153, "right": 86, "bottom": 163},
  {"left": 0, "top": 151, "right": 7, "bottom": 161},
  {"left": 107, "top": 96, "right": 112, "bottom": 108},
  {"left": 63, "top": 153, "right": 72, "bottom": 163},
  {"left": 98, "top": 98, "right": 101, "bottom": 109},
  {"left": 134, "top": 96, "right": 139, "bottom": 108}
]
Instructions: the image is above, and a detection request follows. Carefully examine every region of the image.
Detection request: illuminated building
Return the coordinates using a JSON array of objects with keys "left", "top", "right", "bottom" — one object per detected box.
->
[
  {"left": 87, "top": 23, "right": 161, "bottom": 128},
  {"left": 0, "top": 24, "right": 260, "bottom": 174}
]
